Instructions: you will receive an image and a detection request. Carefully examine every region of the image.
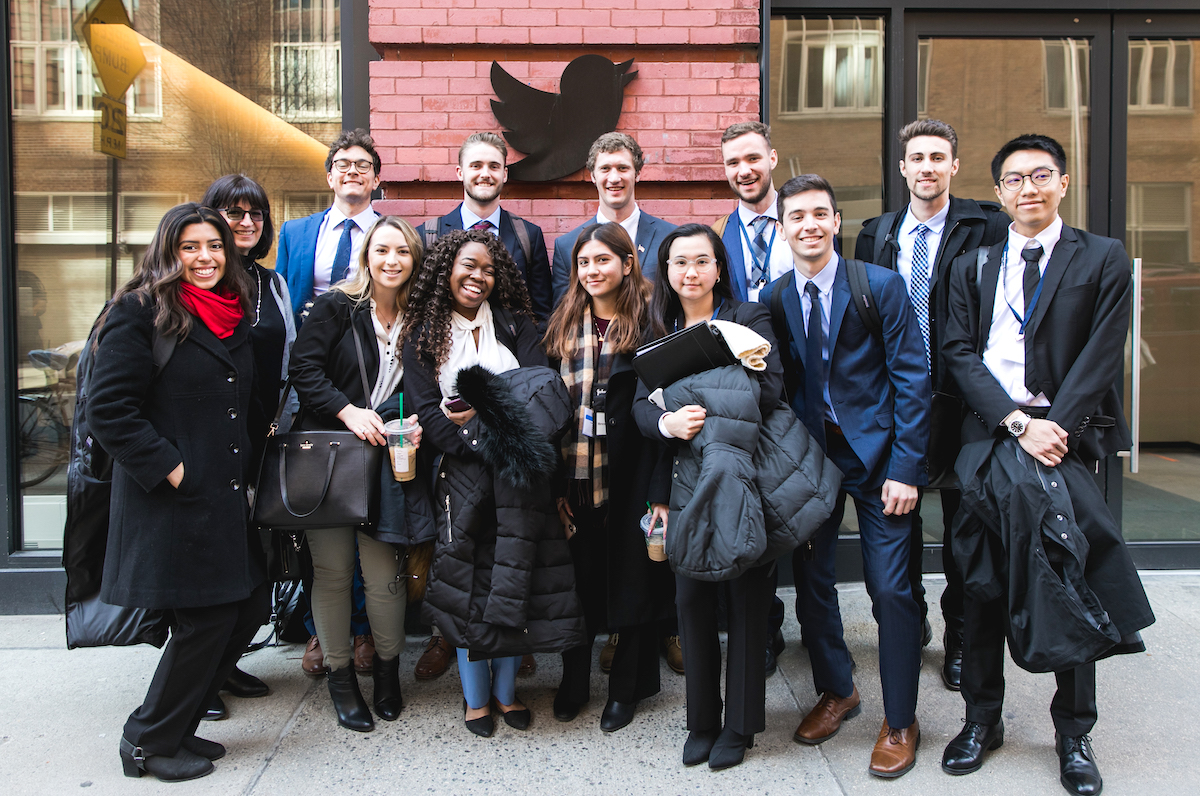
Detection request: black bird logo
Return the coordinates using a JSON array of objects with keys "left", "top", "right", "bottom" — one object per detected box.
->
[{"left": 491, "top": 55, "right": 638, "bottom": 182}]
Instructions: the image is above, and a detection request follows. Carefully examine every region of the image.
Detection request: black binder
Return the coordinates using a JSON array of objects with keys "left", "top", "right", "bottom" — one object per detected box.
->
[{"left": 633, "top": 322, "right": 737, "bottom": 391}]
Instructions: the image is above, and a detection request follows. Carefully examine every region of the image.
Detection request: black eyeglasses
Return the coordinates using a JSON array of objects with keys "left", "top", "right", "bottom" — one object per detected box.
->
[
  {"left": 332, "top": 159, "right": 375, "bottom": 174},
  {"left": 998, "top": 168, "right": 1059, "bottom": 192},
  {"left": 221, "top": 207, "right": 265, "bottom": 222}
]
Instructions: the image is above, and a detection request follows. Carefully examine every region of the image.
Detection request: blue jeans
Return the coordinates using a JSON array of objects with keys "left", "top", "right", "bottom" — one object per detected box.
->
[{"left": 457, "top": 649, "right": 520, "bottom": 710}]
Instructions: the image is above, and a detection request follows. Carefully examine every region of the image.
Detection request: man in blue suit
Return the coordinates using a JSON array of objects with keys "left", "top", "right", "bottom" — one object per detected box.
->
[
  {"left": 759, "top": 174, "right": 930, "bottom": 778},
  {"left": 276, "top": 129, "right": 381, "bottom": 321},
  {"left": 416, "top": 132, "right": 553, "bottom": 324},
  {"left": 551, "top": 132, "right": 675, "bottom": 305}
]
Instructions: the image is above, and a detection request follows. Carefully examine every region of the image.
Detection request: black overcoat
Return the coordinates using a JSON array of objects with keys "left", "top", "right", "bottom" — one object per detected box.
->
[{"left": 88, "top": 294, "right": 265, "bottom": 610}]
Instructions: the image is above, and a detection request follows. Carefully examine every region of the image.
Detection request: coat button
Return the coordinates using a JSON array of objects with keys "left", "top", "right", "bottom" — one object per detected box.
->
[
  {"left": 226, "top": 372, "right": 236, "bottom": 383},
  {"left": 229, "top": 444, "right": 240, "bottom": 454},
  {"left": 471, "top": 440, "right": 477, "bottom": 446},
  {"left": 439, "top": 472, "right": 446, "bottom": 479},
  {"left": 1060, "top": 532, "right": 1068, "bottom": 540},
  {"left": 227, "top": 408, "right": 238, "bottom": 419},
  {"left": 673, "top": 473, "right": 678, "bottom": 478},
  {"left": 462, "top": 428, "right": 469, "bottom": 435},
  {"left": 230, "top": 480, "right": 240, "bottom": 491},
  {"left": 1056, "top": 514, "right": 1065, "bottom": 521},
  {"left": 1051, "top": 481, "right": 1058, "bottom": 488}
]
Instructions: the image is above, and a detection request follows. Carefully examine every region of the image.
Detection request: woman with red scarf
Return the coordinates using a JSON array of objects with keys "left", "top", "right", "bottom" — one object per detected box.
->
[{"left": 89, "top": 203, "right": 268, "bottom": 782}]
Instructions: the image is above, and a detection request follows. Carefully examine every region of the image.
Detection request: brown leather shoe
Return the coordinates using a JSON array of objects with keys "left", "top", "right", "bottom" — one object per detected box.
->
[
  {"left": 302, "top": 635, "right": 328, "bottom": 676},
  {"left": 414, "top": 635, "right": 452, "bottom": 680},
  {"left": 353, "top": 634, "right": 375, "bottom": 674},
  {"left": 663, "top": 635, "right": 684, "bottom": 675},
  {"left": 869, "top": 718, "right": 920, "bottom": 778},
  {"left": 599, "top": 634, "right": 619, "bottom": 673},
  {"left": 793, "top": 686, "right": 861, "bottom": 744},
  {"left": 518, "top": 654, "right": 537, "bottom": 677}
]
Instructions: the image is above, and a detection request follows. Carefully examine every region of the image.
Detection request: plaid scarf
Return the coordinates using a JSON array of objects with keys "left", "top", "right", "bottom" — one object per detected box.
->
[{"left": 559, "top": 304, "right": 614, "bottom": 508}]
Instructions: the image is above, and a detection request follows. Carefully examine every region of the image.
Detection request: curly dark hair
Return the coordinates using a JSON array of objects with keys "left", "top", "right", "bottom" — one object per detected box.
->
[{"left": 401, "top": 228, "right": 533, "bottom": 376}]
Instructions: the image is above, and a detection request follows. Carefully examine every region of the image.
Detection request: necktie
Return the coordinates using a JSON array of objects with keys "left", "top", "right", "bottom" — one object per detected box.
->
[
  {"left": 909, "top": 224, "right": 932, "bottom": 371},
  {"left": 470, "top": 220, "right": 493, "bottom": 232},
  {"left": 330, "top": 219, "right": 355, "bottom": 285},
  {"left": 750, "top": 215, "right": 771, "bottom": 286},
  {"left": 1021, "top": 242, "right": 1045, "bottom": 394},
  {"left": 804, "top": 281, "right": 827, "bottom": 450}
]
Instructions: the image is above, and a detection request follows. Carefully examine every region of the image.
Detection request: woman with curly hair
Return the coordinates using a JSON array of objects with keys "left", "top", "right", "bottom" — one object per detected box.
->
[
  {"left": 402, "top": 229, "right": 584, "bottom": 737},
  {"left": 542, "top": 223, "right": 675, "bottom": 732}
]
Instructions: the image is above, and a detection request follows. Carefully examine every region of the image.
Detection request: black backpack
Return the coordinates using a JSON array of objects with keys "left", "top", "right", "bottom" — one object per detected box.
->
[
  {"left": 425, "top": 214, "right": 535, "bottom": 266},
  {"left": 63, "top": 308, "right": 176, "bottom": 649}
]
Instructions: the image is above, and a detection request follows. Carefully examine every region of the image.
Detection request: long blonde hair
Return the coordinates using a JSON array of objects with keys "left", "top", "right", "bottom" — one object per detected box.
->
[{"left": 331, "top": 215, "right": 423, "bottom": 314}]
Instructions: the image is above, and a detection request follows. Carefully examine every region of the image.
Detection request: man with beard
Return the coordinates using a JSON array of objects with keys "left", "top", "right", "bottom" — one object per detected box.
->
[
  {"left": 417, "top": 132, "right": 553, "bottom": 324},
  {"left": 854, "top": 120, "right": 1007, "bottom": 691}
]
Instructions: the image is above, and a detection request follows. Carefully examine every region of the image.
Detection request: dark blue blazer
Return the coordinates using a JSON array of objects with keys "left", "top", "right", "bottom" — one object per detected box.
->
[
  {"left": 274, "top": 208, "right": 330, "bottom": 320},
  {"left": 759, "top": 255, "right": 931, "bottom": 487},
  {"left": 718, "top": 211, "right": 753, "bottom": 302},
  {"left": 551, "top": 211, "right": 676, "bottom": 306},
  {"left": 416, "top": 205, "right": 553, "bottom": 323}
]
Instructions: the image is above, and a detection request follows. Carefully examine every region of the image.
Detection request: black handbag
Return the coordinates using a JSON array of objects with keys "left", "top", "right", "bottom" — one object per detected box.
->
[
  {"left": 926, "top": 391, "right": 965, "bottom": 490},
  {"left": 252, "top": 328, "right": 384, "bottom": 531},
  {"left": 632, "top": 321, "right": 738, "bottom": 391}
]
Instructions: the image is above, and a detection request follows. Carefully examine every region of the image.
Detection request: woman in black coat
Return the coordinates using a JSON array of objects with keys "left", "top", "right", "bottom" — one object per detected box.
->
[
  {"left": 401, "top": 228, "right": 584, "bottom": 738},
  {"left": 288, "top": 216, "right": 430, "bottom": 733},
  {"left": 633, "top": 224, "right": 784, "bottom": 771},
  {"left": 542, "top": 222, "right": 674, "bottom": 731},
  {"left": 89, "top": 204, "right": 269, "bottom": 782}
]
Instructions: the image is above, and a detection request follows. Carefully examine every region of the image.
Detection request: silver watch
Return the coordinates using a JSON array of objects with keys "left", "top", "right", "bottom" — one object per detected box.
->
[{"left": 1007, "top": 411, "right": 1032, "bottom": 438}]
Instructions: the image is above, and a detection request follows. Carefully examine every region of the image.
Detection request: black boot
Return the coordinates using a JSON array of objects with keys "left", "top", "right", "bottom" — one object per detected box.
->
[
  {"left": 327, "top": 664, "right": 374, "bottom": 732},
  {"left": 942, "top": 630, "right": 964, "bottom": 691},
  {"left": 372, "top": 653, "right": 403, "bottom": 721},
  {"left": 120, "top": 737, "right": 214, "bottom": 782},
  {"left": 708, "top": 727, "right": 755, "bottom": 770}
]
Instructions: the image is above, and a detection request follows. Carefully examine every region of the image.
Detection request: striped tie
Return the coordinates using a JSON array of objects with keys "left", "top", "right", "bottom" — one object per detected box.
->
[
  {"left": 750, "top": 215, "right": 771, "bottom": 286},
  {"left": 910, "top": 224, "right": 932, "bottom": 371}
]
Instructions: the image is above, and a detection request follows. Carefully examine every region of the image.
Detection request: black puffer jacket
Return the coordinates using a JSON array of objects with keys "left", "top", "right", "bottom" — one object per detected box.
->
[
  {"left": 662, "top": 364, "right": 841, "bottom": 581},
  {"left": 422, "top": 365, "right": 586, "bottom": 656}
]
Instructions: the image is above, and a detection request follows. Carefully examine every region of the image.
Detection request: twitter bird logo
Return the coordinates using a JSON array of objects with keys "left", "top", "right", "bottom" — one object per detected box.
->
[{"left": 491, "top": 55, "right": 638, "bottom": 182}]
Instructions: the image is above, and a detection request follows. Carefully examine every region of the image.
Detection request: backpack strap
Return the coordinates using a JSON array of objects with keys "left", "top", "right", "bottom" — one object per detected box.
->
[
  {"left": 510, "top": 216, "right": 534, "bottom": 266},
  {"left": 768, "top": 270, "right": 801, "bottom": 402},
  {"left": 424, "top": 224, "right": 439, "bottom": 252},
  {"left": 872, "top": 210, "right": 902, "bottom": 270},
  {"left": 711, "top": 212, "right": 731, "bottom": 238},
  {"left": 845, "top": 258, "right": 882, "bottom": 338}
]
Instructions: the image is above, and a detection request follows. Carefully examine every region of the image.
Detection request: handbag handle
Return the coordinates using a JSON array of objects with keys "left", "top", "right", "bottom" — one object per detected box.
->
[
  {"left": 267, "top": 378, "right": 293, "bottom": 437},
  {"left": 350, "top": 323, "right": 375, "bottom": 410},
  {"left": 278, "top": 440, "right": 340, "bottom": 518}
]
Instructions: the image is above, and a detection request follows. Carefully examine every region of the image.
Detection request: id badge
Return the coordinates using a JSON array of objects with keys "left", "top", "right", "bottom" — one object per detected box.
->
[
  {"left": 582, "top": 407, "right": 596, "bottom": 438},
  {"left": 591, "top": 386, "right": 607, "bottom": 437}
]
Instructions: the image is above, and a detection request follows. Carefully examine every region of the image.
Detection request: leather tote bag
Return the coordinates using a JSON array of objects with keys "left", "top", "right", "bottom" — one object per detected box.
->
[{"left": 252, "top": 328, "right": 384, "bottom": 531}]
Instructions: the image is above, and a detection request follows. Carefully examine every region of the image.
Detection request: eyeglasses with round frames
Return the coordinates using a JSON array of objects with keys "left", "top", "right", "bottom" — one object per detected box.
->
[
  {"left": 999, "top": 168, "right": 1059, "bottom": 192},
  {"left": 220, "top": 207, "right": 264, "bottom": 222},
  {"left": 667, "top": 256, "right": 716, "bottom": 273},
  {"left": 332, "top": 159, "right": 375, "bottom": 174}
]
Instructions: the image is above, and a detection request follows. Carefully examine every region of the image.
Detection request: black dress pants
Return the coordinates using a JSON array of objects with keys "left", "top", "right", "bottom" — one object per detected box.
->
[
  {"left": 124, "top": 580, "right": 271, "bottom": 755},
  {"left": 675, "top": 562, "right": 772, "bottom": 735},
  {"left": 909, "top": 487, "right": 964, "bottom": 635}
]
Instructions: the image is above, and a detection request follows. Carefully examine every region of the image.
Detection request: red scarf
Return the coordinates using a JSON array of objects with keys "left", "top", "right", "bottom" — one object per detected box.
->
[{"left": 179, "top": 283, "right": 244, "bottom": 339}]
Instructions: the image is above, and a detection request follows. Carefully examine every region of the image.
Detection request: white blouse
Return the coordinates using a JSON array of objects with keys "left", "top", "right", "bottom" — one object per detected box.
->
[{"left": 437, "top": 300, "right": 520, "bottom": 400}]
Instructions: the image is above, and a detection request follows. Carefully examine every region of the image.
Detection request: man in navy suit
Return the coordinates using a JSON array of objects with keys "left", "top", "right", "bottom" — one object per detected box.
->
[
  {"left": 416, "top": 132, "right": 553, "bottom": 324},
  {"left": 759, "top": 174, "right": 930, "bottom": 778},
  {"left": 552, "top": 132, "right": 675, "bottom": 305},
  {"left": 275, "top": 129, "right": 381, "bottom": 321}
]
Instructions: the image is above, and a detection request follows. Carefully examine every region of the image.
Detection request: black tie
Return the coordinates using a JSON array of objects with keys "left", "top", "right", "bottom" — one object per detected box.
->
[
  {"left": 804, "top": 281, "right": 827, "bottom": 450},
  {"left": 1021, "top": 243, "right": 1044, "bottom": 394}
]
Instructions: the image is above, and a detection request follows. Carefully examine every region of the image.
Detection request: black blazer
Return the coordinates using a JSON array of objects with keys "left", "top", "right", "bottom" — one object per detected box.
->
[
  {"left": 942, "top": 223, "right": 1133, "bottom": 462},
  {"left": 417, "top": 205, "right": 554, "bottom": 325}
]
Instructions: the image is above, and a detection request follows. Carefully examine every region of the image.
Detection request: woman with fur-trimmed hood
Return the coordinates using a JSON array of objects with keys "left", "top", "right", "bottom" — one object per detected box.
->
[{"left": 401, "top": 229, "right": 585, "bottom": 738}]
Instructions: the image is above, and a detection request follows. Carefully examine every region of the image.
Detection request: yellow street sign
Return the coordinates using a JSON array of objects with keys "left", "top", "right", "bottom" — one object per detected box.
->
[
  {"left": 94, "top": 94, "right": 127, "bottom": 159},
  {"left": 73, "top": 0, "right": 133, "bottom": 49},
  {"left": 88, "top": 22, "right": 146, "bottom": 99}
]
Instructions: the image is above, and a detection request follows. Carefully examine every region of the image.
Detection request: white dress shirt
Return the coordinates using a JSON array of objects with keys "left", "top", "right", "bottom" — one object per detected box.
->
[
  {"left": 735, "top": 197, "right": 794, "bottom": 302},
  {"left": 596, "top": 205, "right": 641, "bottom": 252},
  {"left": 795, "top": 253, "right": 840, "bottom": 424},
  {"left": 460, "top": 204, "right": 502, "bottom": 233},
  {"left": 982, "top": 215, "right": 1064, "bottom": 408},
  {"left": 313, "top": 205, "right": 380, "bottom": 295},
  {"left": 369, "top": 300, "right": 404, "bottom": 410},
  {"left": 896, "top": 201, "right": 949, "bottom": 294}
]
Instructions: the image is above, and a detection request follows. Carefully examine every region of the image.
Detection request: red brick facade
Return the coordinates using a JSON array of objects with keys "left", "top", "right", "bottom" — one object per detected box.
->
[{"left": 368, "top": 0, "right": 761, "bottom": 244}]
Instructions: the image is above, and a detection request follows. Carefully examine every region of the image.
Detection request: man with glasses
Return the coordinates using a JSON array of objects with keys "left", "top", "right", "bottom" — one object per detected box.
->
[
  {"left": 276, "top": 128, "right": 382, "bottom": 321},
  {"left": 940, "top": 134, "right": 1154, "bottom": 794},
  {"left": 854, "top": 120, "right": 1008, "bottom": 691}
]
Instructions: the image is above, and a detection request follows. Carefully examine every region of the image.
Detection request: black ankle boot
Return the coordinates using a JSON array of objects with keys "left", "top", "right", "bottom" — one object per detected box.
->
[
  {"left": 120, "top": 736, "right": 214, "bottom": 782},
  {"left": 708, "top": 727, "right": 755, "bottom": 770},
  {"left": 327, "top": 664, "right": 374, "bottom": 732},
  {"left": 372, "top": 653, "right": 403, "bottom": 721}
]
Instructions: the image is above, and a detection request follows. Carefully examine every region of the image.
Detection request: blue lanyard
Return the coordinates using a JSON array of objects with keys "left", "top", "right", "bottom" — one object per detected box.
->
[
  {"left": 1001, "top": 241, "right": 1044, "bottom": 335},
  {"left": 737, "top": 213, "right": 776, "bottom": 285}
]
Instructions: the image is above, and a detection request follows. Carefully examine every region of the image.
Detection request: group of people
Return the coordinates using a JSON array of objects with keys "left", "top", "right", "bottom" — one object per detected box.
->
[{"left": 87, "top": 120, "right": 1151, "bottom": 795}]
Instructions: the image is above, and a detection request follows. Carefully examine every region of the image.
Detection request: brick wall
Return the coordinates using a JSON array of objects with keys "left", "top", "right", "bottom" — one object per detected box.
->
[{"left": 368, "top": 0, "right": 761, "bottom": 245}]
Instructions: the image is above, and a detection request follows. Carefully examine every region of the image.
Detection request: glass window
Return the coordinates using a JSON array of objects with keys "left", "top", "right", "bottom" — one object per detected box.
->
[
  {"left": 778, "top": 16, "right": 883, "bottom": 116},
  {"left": 1129, "top": 40, "right": 1192, "bottom": 112},
  {"left": 1045, "top": 39, "right": 1090, "bottom": 111}
]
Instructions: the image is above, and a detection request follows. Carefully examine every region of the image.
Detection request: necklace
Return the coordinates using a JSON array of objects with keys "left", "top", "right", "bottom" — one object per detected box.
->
[{"left": 250, "top": 266, "right": 262, "bottom": 327}]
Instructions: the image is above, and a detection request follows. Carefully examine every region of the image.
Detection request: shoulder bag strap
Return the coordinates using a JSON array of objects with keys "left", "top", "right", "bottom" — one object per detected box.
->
[{"left": 350, "top": 323, "right": 374, "bottom": 410}]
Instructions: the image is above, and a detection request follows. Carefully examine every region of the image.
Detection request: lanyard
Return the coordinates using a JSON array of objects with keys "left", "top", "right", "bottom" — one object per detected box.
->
[
  {"left": 672, "top": 298, "right": 723, "bottom": 333},
  {"left": 1000, "top": 241, "right": 1045, "bottom": 335},
  {"left": 737, "top": 213, "right": 776, "bottom": 285}
]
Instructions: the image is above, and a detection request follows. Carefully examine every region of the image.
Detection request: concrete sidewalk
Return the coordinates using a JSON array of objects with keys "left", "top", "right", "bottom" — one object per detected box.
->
[{"left": 2, "top": 573, "right": 1195, "bottom": 795}]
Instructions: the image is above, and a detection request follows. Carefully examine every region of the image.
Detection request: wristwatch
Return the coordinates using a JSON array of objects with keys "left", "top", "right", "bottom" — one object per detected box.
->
[{"left": 1007, "top": 410, "right": 1032, "bottom": 438}]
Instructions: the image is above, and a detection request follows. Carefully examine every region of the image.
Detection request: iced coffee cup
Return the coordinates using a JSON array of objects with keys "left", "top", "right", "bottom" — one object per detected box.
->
[
  {"left": 640, "top": 513, "right": 667, "bottom": 562},
  {"left": 384, "top": 418, "right": 418, "bottom": 482}
]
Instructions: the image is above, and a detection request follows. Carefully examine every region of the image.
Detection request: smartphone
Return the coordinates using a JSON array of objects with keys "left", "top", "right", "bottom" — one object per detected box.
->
[{"left": 445, "top": 396, "right": 472, "bottom": 413}]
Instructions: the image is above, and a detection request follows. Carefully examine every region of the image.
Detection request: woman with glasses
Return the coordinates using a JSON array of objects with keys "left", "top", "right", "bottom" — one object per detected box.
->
[{"left": 633, "top": 223, "right": 784, "bottom": 770}]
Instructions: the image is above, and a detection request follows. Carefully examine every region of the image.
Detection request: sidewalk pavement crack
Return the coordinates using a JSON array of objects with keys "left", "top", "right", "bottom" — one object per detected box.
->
[
  {"left": 240, "top": 675, "right": 319, "bottom": 795},
  {"left": 778, "top": 660, "right": 849, "bottom": 795}
]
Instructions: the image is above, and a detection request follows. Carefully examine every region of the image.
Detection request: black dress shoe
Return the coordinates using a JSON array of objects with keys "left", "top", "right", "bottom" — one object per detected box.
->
[
  {"left": 120, "top": 737, "right": 214, "bottom": 782},
  {"left": 1057, "top": 734, "right": 1103, "bottom": 795},
  {"left": 941, "top": 720, "right": 1004, "bottom": 775},
  {"left": 921, "top": 618, "right": 934, "bottom": 648},
  {"left": 180, "top": 736, "right": 226, "bottom": 761},
  {"left": 942, "top": 630, "right": 963, "bottom": 691},
  {"left": 222, "top": 666, "right": 269, "bottom": 698},
  {"left": 327, "top": 664, "right": 374, "bottom": 732},
  {"left": 770, "top": 628, "right": 786, "bottom": 657},
  {"left": 708, "top": 727, "right": 754, "bottom": 770},
  {"left": 765, "top": 645, "right": 778, "bottom": 678},
  {"left": 372, "top": 653, "right": 404, "bottom": 721},
  {"left": 495, "top": 698, "right": 532, "bottom": 730},
  {"left": 201, "top": 694, "right": 227, "bottom": 721},
  {"left": 552, "top": 688, "right": 584, "bottom": 722},
  {"left": 464, "top": 699, "right": 494, "bottom": 737},
  {"left": 683, "top": 729, "right": 720, "bottom": 766},
  {"left": 600, "top": 699, "right": 636, "bottom": 732}
]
